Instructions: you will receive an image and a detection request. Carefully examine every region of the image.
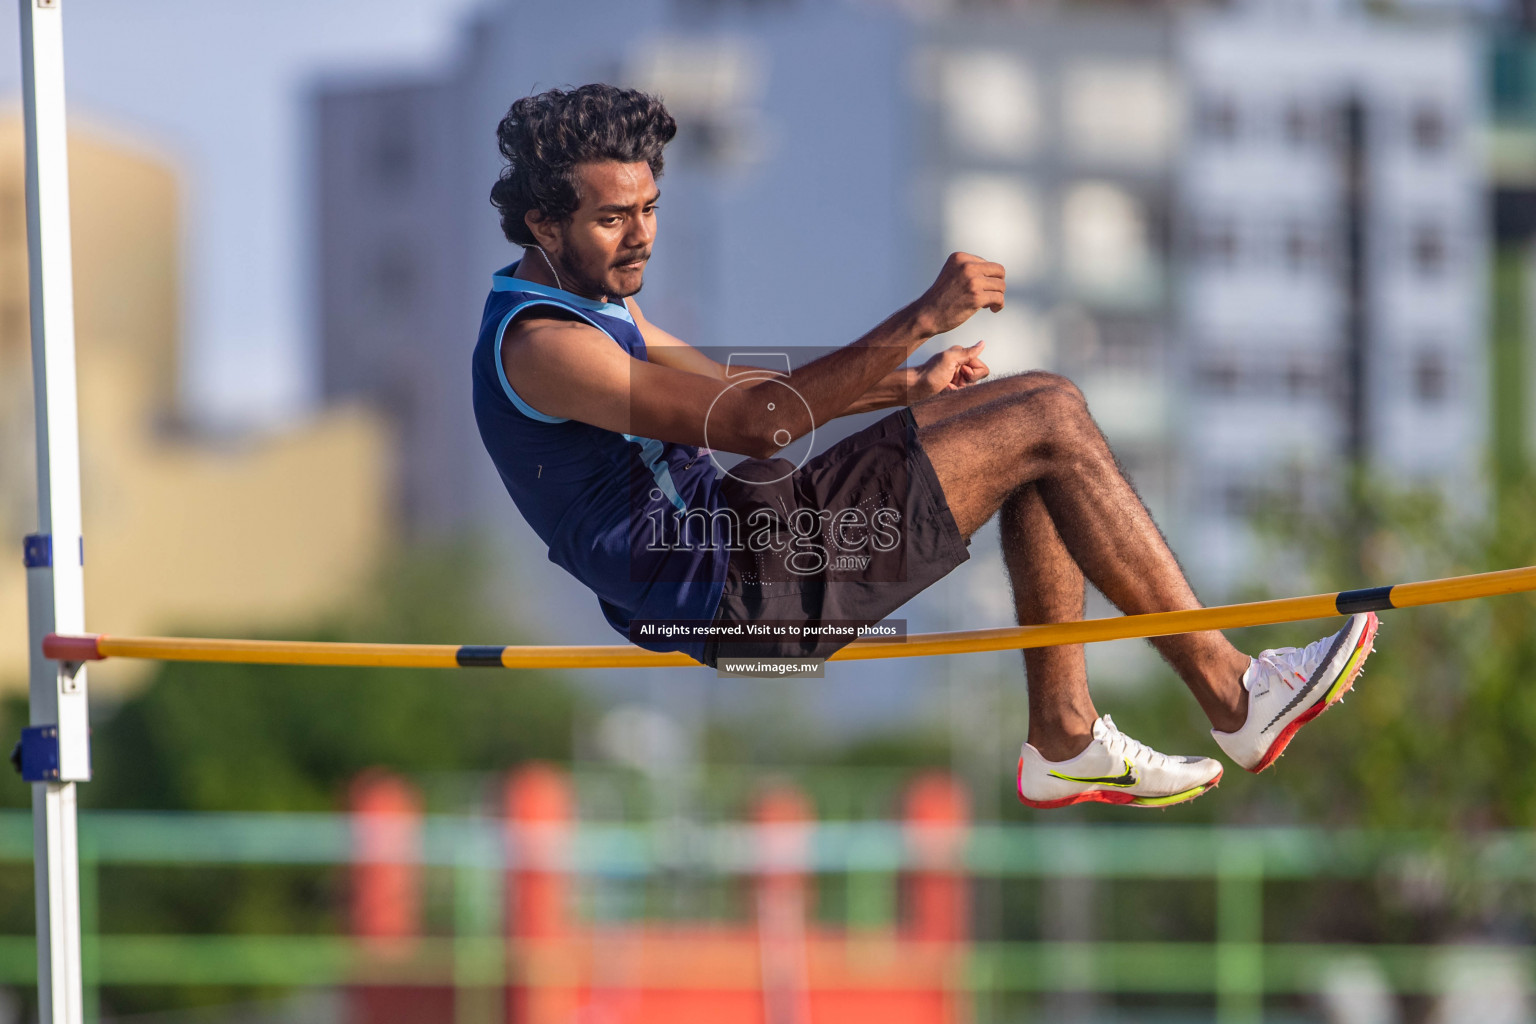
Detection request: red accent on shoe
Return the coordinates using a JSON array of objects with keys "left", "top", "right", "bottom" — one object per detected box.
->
[
  {"left": 1247, "top": 612, "right": 1378, "bottom": 775},
  {"left": 1016, "top": 787, "right": 1142, "bottom": 809}
]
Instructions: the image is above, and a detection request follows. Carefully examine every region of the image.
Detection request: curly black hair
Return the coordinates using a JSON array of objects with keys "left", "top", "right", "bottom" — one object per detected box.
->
[{"left": 489, "top": 84, "right": 677, "bottom": 246}]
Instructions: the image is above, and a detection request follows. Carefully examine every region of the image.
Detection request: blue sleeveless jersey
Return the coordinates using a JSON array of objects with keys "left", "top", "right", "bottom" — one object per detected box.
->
[{"left": 470, "top": 263, "right": 729, "bottom": 662}]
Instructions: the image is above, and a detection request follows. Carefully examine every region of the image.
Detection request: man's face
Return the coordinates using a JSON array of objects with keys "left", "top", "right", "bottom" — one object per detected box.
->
[{"left": 536, "top": 161, "right": 658, "bottom": 301}]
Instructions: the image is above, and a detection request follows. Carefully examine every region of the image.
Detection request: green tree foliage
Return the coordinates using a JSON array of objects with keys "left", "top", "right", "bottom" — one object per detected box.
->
[
  {"left": 0, "top": 543, "right": 582, "bottom": 1016},
  {"left": 1088, "top": 466, "right": 1536, "bottom": 831},
  {"left": 1218, "top": 467, "right": 1536, "bottom": 829}
]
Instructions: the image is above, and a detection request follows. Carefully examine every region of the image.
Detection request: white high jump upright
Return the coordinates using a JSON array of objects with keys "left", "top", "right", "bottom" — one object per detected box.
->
[{"left": 19, "top": 1, "right": 91, "bottom": 1022}]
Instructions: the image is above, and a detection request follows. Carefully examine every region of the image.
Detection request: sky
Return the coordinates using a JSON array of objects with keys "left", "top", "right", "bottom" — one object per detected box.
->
[{"left": 1, "top": 0, "right": 486, "bottom": 430}]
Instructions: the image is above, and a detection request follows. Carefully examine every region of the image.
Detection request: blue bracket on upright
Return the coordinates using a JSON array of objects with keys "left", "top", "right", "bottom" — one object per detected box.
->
[
  {"left": 12, "top": 726, "right": 61, "bottom": 782},
  {"left": 22, "top": 533, "right": 81, "bottom": 568},
  {"left": 23, "top": 533, "right": 50, "bottom": 568}
]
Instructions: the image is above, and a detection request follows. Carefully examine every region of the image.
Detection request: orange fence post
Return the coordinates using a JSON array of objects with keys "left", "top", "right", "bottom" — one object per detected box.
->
[
  {"left": 505, "top": 763, "right": 579, "bottom": 1024},
  {"left": 902, "top": 773, "right": 971, "bottom": 1024},
  {"left": 348, "top": 769, "right": 449, "bottom": 1024},
  {"left": 351, "top": 770, "right": 421, "bottom": 948},
  {"left": 903, "top": 773, "right": 970, "bottom": 944},
  {"left": 755, "top": 784, "right": 813, "bottom": 1024}
]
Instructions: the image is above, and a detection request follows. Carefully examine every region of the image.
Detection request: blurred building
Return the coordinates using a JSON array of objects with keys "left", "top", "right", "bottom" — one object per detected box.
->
[
  {"left": 1176, "top": 14, "right": 1487, "bottom": 585},
  {"left": 911, "top": 6, "right": 1181, "bottom": 551},
  {"left": 1487, "top": 30, "right": 1536, "bottom": 476},
  {"left": 316, "top": 77, "right": 480, "bottom": 540},
  {"left": 0, "top": 119, "right": 392, "bottom": 692},
  {"left": 902, "top": 9, "right": 1184, "bottom": 695}
]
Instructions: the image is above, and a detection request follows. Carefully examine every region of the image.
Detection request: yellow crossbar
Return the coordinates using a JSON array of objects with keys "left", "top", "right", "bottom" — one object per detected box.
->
[{"left": 42, "top": 565, "right": 1536, "bottom": 671}]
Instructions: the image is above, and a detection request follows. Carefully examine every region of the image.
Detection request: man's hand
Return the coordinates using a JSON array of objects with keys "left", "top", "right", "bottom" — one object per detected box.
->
[
  {"left": 912, "top": 340, "right": 990, "bottom": 402},
  {"left": 913, "top": 252, "right": 1006, "bottom": 337}
]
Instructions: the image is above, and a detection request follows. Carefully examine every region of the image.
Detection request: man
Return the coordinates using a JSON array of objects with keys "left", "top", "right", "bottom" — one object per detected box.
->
[{"left": 471, "top": 84, "right": 1378, "bottom": 809}]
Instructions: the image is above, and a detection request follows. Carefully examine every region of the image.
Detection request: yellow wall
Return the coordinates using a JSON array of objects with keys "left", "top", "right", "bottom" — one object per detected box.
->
[{"left": 0, "top": 117, "right": 392, "bottom": 692}]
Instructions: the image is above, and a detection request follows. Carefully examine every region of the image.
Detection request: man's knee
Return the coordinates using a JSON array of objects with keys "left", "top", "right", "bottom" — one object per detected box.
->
[
  {"left": 1005, "top": 377, "right": 1090, "bottom": 426},
  {"left": 960, "top": 384, "right": 1095, "bottom": 469},
  {"left": 996, "top": 381, "right": 1106, "bottom": 470},
  {"left": 974, "top": 370, "right": 1088, "bottom": 413},
  {"left": 1012, "top": 370, "right": 1086, "bottom": 406}
]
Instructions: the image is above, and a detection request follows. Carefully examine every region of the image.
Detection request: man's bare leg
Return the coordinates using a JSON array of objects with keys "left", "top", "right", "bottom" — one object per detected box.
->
[
  {"left": 909, "top": 374, "right": 1250, "bottom": 738},
  {"left": 911, "top": 379, "right": 1101, "bottom": 760},
  {"left": 1001, "top": 483, "right": 1102, "bottom": 760}
]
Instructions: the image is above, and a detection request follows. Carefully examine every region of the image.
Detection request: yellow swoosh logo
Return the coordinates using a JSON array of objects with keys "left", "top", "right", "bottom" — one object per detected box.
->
[{"left": 1047, "top": 756, "right": 1138, "bottom": 788}]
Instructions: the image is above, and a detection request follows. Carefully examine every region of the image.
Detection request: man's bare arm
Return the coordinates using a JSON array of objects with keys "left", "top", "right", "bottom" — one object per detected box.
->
[
  {"left": 838, "top": 367, "right": 919, "bottom": 416},
  {"left": 502, "top": 312, "right": 930, "bottom": 457},
  {"left": 630, "top": 298, "right": 969, "bottom": 420},
  {"left": 626, "top": 299, "right": 790, "bottom": 384},
  {"left": 502, "top": 252, "right": 1005, "bottom": 457},
  {"left": 754, "top": 253, "right": 1004, "bottom": 445}
]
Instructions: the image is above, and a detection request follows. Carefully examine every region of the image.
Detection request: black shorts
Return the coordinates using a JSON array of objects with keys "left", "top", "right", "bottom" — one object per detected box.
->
[{"left": 699, "top": 407, "right": 970, "bottom": 668}]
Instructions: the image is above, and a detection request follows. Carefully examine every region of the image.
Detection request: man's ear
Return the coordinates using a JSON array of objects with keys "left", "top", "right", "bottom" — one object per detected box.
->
[{"left": 524, "top": 210, "right": 561, "bottom": 253}]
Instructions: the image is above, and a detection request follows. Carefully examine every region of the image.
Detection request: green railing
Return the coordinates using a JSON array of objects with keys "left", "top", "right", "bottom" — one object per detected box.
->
[{"left": 0, "top": 811, "right": 1530, "bottom": 1022}]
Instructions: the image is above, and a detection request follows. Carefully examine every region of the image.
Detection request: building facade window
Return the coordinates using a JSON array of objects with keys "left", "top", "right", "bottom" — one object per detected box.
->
[
  {"left": 372, "top": 243, "right": 417, "bottom": 309},
  {"left": 1282, "top": 355, "right": 1329, "bottom": 399},
  {"left": 370, "top": 107, "right": 416, "bottom": 192},
  {"left": 937, "top": 51, "right": 1041, "bottom": 160},
  {"left": 1215, "top": 466, "right": 1309, "bottom": 519},
  {"left": 1196, "top": 92, "right": 1239, "bottom": 142},
  {"left": 1283, "top": 98, "right": 1319, "bottom": 148},
  {"left": 1197, "top": 356, "right": 1240, "bottom": 394},
  {"left": 1282, "top": 218, "right": 1325, "bottom": 274},
  {"left": 1222, "top": 481, "right": 1253, "bottom": 517},
  {"left": 1410, "top": 103, "right": 1449, "bottom": 153},
  {"left": 1062, "top": 181, "right": 1150, "bottom": 297},
  {"left": 1063, "top": 61, "right": 1177, "bottom": 167},
  {"left": 1411, "top": 222, "right": 1448, "bottom": 277},
  {"left": 1195, "top": 350, "right": 1330, "bottom": 399},
  {"left": 1194, "top": 215, "right": 1238, "bottom": 268},
  {"left": 943, "top": 174, "right": 1046, "bottom": 282},
  {"left": 1413, "top": 347, "right": 1449, "bottom": 403}
]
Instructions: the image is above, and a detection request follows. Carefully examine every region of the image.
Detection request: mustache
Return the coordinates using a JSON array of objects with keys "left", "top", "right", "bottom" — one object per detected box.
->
[{"left": 613, "top": 250, "right": 650, "bottom": 267}]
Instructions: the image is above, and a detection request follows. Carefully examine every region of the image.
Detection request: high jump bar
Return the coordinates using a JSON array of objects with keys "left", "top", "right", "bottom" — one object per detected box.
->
[{"left": 41, "top": 564, "right": 1536, "bottom": 671}]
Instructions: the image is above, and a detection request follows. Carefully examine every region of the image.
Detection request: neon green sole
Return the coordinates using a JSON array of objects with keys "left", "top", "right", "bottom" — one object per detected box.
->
[
  {"left": 1130, "top": 778, "right": 1221, "bottom": 807},
  {"left": 1323, "top": 633, "right": 1371, "bottom": 704}
]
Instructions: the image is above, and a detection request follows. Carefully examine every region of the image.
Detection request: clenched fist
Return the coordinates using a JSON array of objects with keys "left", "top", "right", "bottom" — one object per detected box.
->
[{"left": 913, "top": 252, "right": 1006, "bottom": 337}]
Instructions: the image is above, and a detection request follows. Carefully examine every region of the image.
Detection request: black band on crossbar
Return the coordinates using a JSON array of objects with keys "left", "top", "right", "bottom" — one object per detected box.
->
[
  {"left": 1336, "top": 586, "right": 1394, "bottom": 615},
  {"left": 455, "top": 646, "right": 506, "bottom": 667}
]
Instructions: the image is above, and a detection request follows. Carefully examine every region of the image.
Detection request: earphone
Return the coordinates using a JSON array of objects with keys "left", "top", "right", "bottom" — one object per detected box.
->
[{"left": 529, "top": 244, "right": 562, "bottom": 291}]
